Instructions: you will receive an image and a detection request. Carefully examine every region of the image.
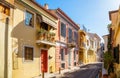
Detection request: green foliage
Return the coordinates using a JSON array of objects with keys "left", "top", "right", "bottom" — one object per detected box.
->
[
  {"left": 107, "top": 23, "right": 112, "bottom": 32},
  {"left": 49, "top": 32, "right": 55, "bottom": 36},
  {"left": 37, "top": 28, "right": 46, "bottom": 35},
  {"left": 104, "top": 51, "right": 114, "bottom": 69}
]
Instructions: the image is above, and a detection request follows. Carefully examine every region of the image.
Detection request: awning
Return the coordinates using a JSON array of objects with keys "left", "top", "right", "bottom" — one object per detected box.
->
[{"left": 37, "top": 15, "right": 57, "bottom": 29}]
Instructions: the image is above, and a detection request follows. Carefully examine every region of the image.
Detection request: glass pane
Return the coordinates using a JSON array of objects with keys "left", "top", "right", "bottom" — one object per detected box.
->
[
  {"left": 68, "top": 28, "right": 72, "bottom": 43},
  {"left": 25, "top": 11, "right": 33, "bottom": 27},
  {"left": 61, "top": 22, "right": 66, "bottom": 37},
  {"left": 61, "top": 49, "right": 64, "bottom": 61}
]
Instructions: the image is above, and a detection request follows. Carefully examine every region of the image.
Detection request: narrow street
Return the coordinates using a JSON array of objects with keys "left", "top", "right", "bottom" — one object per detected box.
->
[
  {"left": 1, "top": 0, "right": 120, "bottom": 78},
  {"left": 54, "top": 63, "right": 102, "bottom": 78}
]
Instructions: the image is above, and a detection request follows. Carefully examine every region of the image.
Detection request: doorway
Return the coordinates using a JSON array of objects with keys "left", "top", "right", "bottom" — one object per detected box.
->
[{"left": 41, "top": 49, "right": 48, "bottom": 72}]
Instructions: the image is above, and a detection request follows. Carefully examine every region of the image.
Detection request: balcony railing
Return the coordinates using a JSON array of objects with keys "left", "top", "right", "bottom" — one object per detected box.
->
[
  {"left": 36, "top": 29, "right": 55, "bottom": 45},
  {"left": 89, "top": 46, "right": 94, "bottom": 51},
  {"left": 67, "top": 42, "right": 76, "bottom": 48}
]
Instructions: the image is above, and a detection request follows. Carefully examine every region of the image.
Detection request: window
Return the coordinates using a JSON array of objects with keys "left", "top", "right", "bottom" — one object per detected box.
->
[
  {"left": 74, "top": 51, "right": 76, "bottom": 60},
  {"left": 24, "top": 46, "right": 34, "bottom": 61},
  {"left": 74, "top": 32, "right": 78, "bottom": 42},
  {"left": 61, "top": 22, "right": 66, "bottom": 37},
  {"left": 74, "top": 62, "right": 76, "bottom": 66},
  {"left": 25, "top": 11, "right": 34, "bottom": 27},
  {"left": 0, "top": 3, "right": 10, "bottom": 16},
  {"left": 61, "top": 49, "right": 65, "bottom": 61},
  {"left": 87, "top": 40, "right": 89, "bottom": 46},
  {"left": 68, "top": 28, "right": 72, "bottom": 43},
  {"left": 61, "top": 63, "right": 65, "bottom": 69}
]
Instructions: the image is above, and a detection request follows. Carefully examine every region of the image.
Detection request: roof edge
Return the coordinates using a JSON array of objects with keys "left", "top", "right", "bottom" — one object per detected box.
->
[
  {"left": 30, "top": 0, "right": 58, "bottom": 19},
  {"left": 57, "top": 8, "right": 80, "bottom": 29}
]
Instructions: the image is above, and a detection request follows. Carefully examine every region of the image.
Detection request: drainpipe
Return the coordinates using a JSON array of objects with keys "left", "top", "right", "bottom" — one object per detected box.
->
[{"left": 4, "top": 17, "right": 9, "bottom": 78}]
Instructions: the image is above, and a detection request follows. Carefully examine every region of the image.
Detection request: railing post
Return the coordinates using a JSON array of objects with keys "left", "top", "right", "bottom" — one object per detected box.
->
[
  {"left": 42, "top": 71, "right": 44, "bottom": 78},
  {"left": 59, "top": 67, "right": 61, "bottom": 74}
]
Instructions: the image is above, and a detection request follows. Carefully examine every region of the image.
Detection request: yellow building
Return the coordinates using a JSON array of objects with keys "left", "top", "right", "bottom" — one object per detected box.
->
[
  {"left": 109, "top": 9, "right": 120, "bottom": 63},
  {"left": 109, "top": 7, "right": 120, "bottom": 78},
  {"left": 78, "top": 30, "right": 87, "bottom": 64},
  {"left": 0, "top": 0, "right": 14, "bottom": 78},
  {"left": 78, "top": 30, "right": 101, "bottom": 64},
  {"left": 0, "top": 0, "right": 58, "bottom": 78},
  {"left": 87, "top": 33, "right": 100, "bottom": 63}
]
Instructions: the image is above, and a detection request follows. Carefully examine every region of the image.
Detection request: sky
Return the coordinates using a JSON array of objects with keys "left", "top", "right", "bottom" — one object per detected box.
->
[{"left": 35, "top": 0, "right": 120, "bottom": 38}]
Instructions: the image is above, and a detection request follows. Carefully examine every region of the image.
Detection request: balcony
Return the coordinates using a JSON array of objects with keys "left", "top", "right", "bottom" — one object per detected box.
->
[
  {"left": 36, "top": 28, "right": 56, "bottom": 46},
  {"left": 89, "top": 46, "right": 94, "bottom": 51},
  {"left": 67, "top": 42, "right": 76, "bottom": 48},
  {"left": 80, "top": 42, "right": 86, "bottom": 49}
]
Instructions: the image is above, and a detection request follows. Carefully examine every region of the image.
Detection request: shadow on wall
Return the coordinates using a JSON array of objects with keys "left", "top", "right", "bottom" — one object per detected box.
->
[{"left": 11, "top": 19, "right": 40, "bottom": 58}]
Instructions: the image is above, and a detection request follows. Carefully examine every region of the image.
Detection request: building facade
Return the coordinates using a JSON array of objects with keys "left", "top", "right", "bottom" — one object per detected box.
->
[
  {"left": 109, "top": 9, "right": 120, "bottom": 63},
  {"left": 0, "top": 0, "right": 14, "bottom": 78},
  {"left": 86, "top": 33, "right": 101, "bottom": 63},
  {"left": 102, "top": 35, "right": 108, "bottom": 52},
  {"left": 4, "top": 0, "right": 58, "bottom": 78},
  {"left": 109, "top": 7, "right": 120, "bottom": 78},
  {"left": 78, "top": 30, "right": 87, "bottom": 64},
  {"left": 50, "top": 8, "right": 80, "bottom": 71},
  {"left": 94, "top": 34, "right": 102, "bottom": 62}
]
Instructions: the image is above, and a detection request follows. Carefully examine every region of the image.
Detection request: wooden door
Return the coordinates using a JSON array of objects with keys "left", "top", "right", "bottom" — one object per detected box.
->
[{"left": 41, "top": 50, "right": 48, "bottom": 72}]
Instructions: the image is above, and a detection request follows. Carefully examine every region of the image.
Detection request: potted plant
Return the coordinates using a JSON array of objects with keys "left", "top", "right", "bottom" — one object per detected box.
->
[
  {"left": 37, "top": 28, "right": 45, "bottom": 40},
  {"left": 49, "top": 32, "right": 55, "bottom": 42}
]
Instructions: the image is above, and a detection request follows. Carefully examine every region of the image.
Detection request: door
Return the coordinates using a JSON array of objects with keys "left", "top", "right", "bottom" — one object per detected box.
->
[
  {"left": 79, "top": 51, "right": 83, "bottom": 63},
  {"left": 41, "top": 50, "right": 48, "bottom": 72},
  {"left": 68, "top": 49, "right": 71, "bottom": 66}
]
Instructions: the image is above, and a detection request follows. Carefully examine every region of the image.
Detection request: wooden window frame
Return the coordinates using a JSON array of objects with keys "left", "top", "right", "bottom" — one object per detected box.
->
[
  {"left": 25, "top": 10, "right": 34, "bottom": 27},
  {"left": 23, "top": 45, "right": 34, "bottom": 62}
]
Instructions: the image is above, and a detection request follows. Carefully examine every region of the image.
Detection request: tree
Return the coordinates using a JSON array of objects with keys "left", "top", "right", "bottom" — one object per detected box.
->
[{"left": 104, "top": 51, "right": 114, "bottom": 74}]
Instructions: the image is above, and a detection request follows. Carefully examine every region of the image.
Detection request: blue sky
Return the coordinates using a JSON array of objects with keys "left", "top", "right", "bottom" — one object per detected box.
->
[{"left": 35, "top": 0, "right": 120, "bottom": 37}]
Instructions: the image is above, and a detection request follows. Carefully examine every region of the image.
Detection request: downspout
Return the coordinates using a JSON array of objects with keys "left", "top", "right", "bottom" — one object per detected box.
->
[{"left": 4, "top": 17, "right": 9, "bottom": 78}]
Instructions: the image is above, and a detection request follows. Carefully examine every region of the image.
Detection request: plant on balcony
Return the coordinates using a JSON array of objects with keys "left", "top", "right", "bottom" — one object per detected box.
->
[
  {"left": 49, "top": 32, "right": 55, "bottom": 36},
  {"left": 37, "top": 28, "right": 46, "bottom": 40},
  {"left": 49, "top": 32, "right": 55, "bottom": 42}
]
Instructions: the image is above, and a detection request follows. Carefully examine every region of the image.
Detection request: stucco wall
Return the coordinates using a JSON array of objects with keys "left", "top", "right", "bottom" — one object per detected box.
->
[
  {"left": 12, "top": 3, "right": 40, "bottom": 78},
  {"left": 111, "top": 12, "right": 118, "bottom": 26},
  {"left": 0, "top": 18, "right": 5, "bottom": 78},
  {"left": 12, "top": 1, "right": 58, "bottom": 77},
  {"left": 48, "top": 47, "right": 56, "bottom": 73},
  {"left": 0, "top": 6, "right": 13, "bottom": 78}
]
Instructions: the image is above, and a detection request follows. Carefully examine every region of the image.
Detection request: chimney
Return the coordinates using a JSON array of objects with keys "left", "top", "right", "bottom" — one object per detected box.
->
[{"left": 44, "top": 3, "right": 49, "bottom": 9}]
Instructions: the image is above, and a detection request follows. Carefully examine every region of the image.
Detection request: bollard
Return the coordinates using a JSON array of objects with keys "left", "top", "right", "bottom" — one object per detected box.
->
[
  {"left": 42, "top": 71, "right": 44, "bottom": 78},
  {"left": 59, "top": 67, "right": 61, "bottom": 74}
]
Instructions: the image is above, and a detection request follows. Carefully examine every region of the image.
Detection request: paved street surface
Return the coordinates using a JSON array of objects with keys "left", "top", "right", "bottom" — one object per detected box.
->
[
  {"left": 34, "top": 62, "right": 103, "bottom": 78},
  {"left": 54, "top": 63, "right": 102, "bottom": 78}
]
